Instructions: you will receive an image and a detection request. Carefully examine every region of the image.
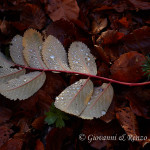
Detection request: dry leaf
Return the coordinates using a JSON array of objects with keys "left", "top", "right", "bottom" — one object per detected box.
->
[
  {"left": 0, "top": 124, "right": 13, "bottom": 147},
  {"left": 0, "top": 138, "right": 23, "bottom": 150},
  {"left": 97, "top": 30, "right": 124, "bottom": 45},
  {"left": 46, "top": 0, "right": 80, "bottom": 21},
  {"left": 116, "top": 107, "right": 140, "bottom": 140},
  {"left": 92, "top": 17, "right": 107, "bottom": 34},
  {"left": 110, "top": 51, "right": 145, "bottom": 82},
  {"left": 128, "top": 0, "right": 150, "bottom": 10},
  {"left": 21, "top": 3, "right": 46, "bottom": 30},
  {"left": 0, "top": 107, "right": 12, "bottom": 124}
]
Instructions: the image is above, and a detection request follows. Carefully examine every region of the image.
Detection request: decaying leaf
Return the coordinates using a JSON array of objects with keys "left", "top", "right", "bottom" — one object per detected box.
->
[
  {"left": 96, "top": 30, "right": 124, "bottom": 45},
  {"left": 68, "top": 41, "right": 97, "bottom": 75},
  {"left": 21, "top": 3, "right": 46, "bottom": 30},
  {"left": 92, "top": 17, "right": 107, "bottom": 34},
  {"left": 116, "top": 107, "right": 140, "bottom": 140},
  {"left": 10, "top": 35, "right": 27, "bottom": 66},
  {"left": 0, "top": 107, "right": 12, "bottom": 124},
  {"left": 0, "top": 71, "right": 46, "bottom": 100},
  {"left": 23, "top": 29, "right": 47, "bottom": 69},
  {"left": 0, "top": 124, "right": 13, "bottom": 147},
  {"left": 42, "top": 35, "right": 70, "bottom": 71},
  {"left": 54, "top": 79, "right": 114, "bottom": 119},
  {"left": 123, "top": 26, "right": 150, "bottom": 55},
  {"left": 0, "top": 68, "right": 26, "bottom": 84},
  {"left": 128, "top": 0, "right": 150, "bottom": 10},
  {"left": 0, "top": 138, "right": 23, "bottom": 150},
  {"left": 46, "top": 0, "right": 80, "bottom": 21},
  {"left": 110, "top": 51, "right": 145, "bottom": 82}
]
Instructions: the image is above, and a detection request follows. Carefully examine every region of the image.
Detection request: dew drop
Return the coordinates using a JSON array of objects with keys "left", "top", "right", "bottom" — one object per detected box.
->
[
  {"left": 50, "top": 55, "right": 55, "bottom": 60},
  {"left": 56, "top": 97, "right": 59, "bottom": 100},
  {"left": 99, "top": 88, "right": 103, "bottom": 92},
  {"left": 101, "top": 110, "right": 106, "bottom": 115}
]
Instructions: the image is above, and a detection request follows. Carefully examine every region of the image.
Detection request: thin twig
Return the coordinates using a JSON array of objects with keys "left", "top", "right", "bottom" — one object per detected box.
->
[{"left": 16, "top": 64, "right": 150, "bottom": 86}]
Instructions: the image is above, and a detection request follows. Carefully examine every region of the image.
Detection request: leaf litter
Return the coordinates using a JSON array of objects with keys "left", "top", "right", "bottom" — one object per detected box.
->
[{"left": 0, "top": 0, "right": 150, "bottom": 149}]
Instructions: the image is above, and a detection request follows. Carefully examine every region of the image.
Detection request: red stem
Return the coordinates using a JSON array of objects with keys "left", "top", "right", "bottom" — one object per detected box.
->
[{"left": 16, "top": 65, "right": 150, "bottom": 86}]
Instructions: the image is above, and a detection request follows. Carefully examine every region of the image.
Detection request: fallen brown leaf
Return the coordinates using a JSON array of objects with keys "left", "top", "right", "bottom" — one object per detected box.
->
[
  {"left": 110, "top": 51, "right": 145, "bottom": 82},
  {"left": 116, "top": 107, "right": 140, "bottom": 140},
  {"left": 21, "top": 3, "right": 46, "bottom": 30},
  {"left": 96, "top": 30, "right": 124, "bottom": 45},
  {"left": 45, "top": 0, "right": 80, "bottom": 21}
]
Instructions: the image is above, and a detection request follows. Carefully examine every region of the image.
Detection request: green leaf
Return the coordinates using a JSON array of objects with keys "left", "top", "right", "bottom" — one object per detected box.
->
[
  {"left": 45, "top": 103, "right": 69, "bottom": 128},
  {"left": 45, "top": 112, "right": 57, "bottom": 125},
  {"left": 142, "top": 55, "right": 150, "bottom": 80},
  {"left": 55, "top": 118, "right": 65, "bottom": 128}
]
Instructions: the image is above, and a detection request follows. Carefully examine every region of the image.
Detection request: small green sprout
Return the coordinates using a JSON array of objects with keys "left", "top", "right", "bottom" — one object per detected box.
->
[
  {"left": 45, "top": 103, "right": 69, "bottom": 128},
  {"left": 142, "top": 55, "right": 150, "bottom": 80}
]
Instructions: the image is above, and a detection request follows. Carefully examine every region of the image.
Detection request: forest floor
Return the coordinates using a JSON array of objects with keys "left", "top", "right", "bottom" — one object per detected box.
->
[{"left": 0, "top": 0, "right": 150, "bottom": 150}]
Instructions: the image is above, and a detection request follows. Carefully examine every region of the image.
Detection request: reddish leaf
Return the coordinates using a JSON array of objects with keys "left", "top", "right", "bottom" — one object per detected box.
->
[
  {"left": 0, "top": 107, "right": 12, "bottom": 124},
  {"left": 103, "top": 44, "right": 127, "bottom": 62},
  {"left": 91, "top": 15, "right": 107, "bottom": 34},
  {"left": 35, "top": 139, "right": 45, "bottom": 150},
  {"left": 21, "top": 3, "right": 46, "bottom": 30},
  {"left": 37, "top": 90, "right": 53, "bottom": 114},
  {"left": 126, "top": 87, "right": 150, "bottom": 119},
  {"left": 16, "top": 118, "right": 30, "bottom": 133},
  {"left": 128, "top": 0, "right": 150, "bottom": 10},
  {"left": 45, "top": 0, "right": 80, "bottom": 21},
  {"left": 17, "top": 94, "right": 38, "bottom": 116},
  {"left": 0, "top": 138, "right": 23, "bottom": 150},
  {"left": 123, "top": 26, "right": 150, "bottom": 55},
  {"left": 96, "top": 30, "right": 124, "bottom": 45},
  {"left": 11, "top": 22, "right": 27, "bottom": 31},
  {"left": 116, "top": 107, "right": 140, "bottom": 139},
  {"left": 100, "top": 96, "right": 116, "bottom": 123},
  {"left": 0, "top": 124, "right": 13, "bottom": 147},
  {"left": 42, "top": 72, "right": 67, "bottom": 99},
  {"left": 94, "top": 45, "right": 110, "bottom": 64},
  {"left": 32, "top": 116, "right": 45, "bottom": 130},
  {"left": 45, "top": 19, "right": 77, "bottom": 47},
  {"left": 118, "top": 17, "right": 129, "bottom": 28},
  {"left": 46, "top": 128, "right": 73, "bottom": 150},
  {"left": 110, "top": 51, "right": 145, "bottom": 82},
  {"left": 82, "top": 120, "right": 121, "bottom": 149}
]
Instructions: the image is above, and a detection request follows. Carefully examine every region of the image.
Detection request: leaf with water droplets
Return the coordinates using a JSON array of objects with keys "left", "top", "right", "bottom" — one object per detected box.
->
[
  {"left": 0, "top": 52, "right": 14, "bottom": 68},
  {"left": 68, "top": 42, "right": 97, "bottom": 75},
  {"left": 0, "top": 68, "right": 26, "bottom": 84},
  {"left": 10, "top": 35, "right": 27, "bottom": 66},
  {"left": 80, "top": 83, "right": 114, "bottom": 119},
  {"left": 0, "top": 71, "right": 46, "bottom": 100},
  {"left": 42, "top": 35, "right": 70, "bottom": 71},
  {"left": 23, "top": 29, "right": 47, "bottom": 69},
  {"left": 54, "top": 78, "right": 94, "bottom": 116}
]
